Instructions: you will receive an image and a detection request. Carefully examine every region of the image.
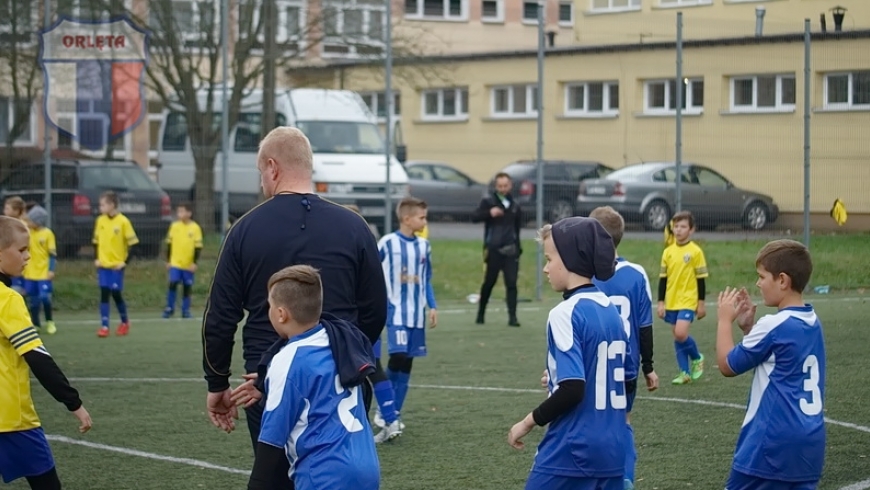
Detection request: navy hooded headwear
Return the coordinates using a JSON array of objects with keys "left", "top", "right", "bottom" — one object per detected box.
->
[{"left": 551, "top": 217, "right": 616, "bottom": 281}]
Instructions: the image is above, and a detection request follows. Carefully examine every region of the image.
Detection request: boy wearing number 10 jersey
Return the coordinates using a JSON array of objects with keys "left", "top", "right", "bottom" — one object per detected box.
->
[{"left": 716, "top": 240, "right": 825, "bottom": 490}]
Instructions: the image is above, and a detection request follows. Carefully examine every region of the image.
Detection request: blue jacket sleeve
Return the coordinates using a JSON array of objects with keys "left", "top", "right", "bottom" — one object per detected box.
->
[
  {"left": 202, "top": 228, "right": 246, "bottom": 392},
  {"left": 356, "top": 228, "right": 388, "bottom": 345}
]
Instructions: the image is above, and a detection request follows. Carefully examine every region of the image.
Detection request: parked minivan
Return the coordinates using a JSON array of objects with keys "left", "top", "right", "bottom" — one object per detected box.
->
[{"left": 156, "top": 88, "right": 409, "bottom": 233}]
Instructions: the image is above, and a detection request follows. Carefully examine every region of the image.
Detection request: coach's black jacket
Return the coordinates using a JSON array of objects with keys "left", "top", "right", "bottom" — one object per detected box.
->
[
  {"left": 202, "top": 194, "right": 387, "bottom": 393},
  {"left": 471, "top": 192, "right": 523, "bottom": 255}
]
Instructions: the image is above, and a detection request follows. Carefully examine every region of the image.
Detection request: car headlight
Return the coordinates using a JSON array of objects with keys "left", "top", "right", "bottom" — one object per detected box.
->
[
  {"left": 328, "top": 183, "right": 354, "bottom": 194},
  {"left": 392, "top": 184, "right": 409, "bottom": 196}
]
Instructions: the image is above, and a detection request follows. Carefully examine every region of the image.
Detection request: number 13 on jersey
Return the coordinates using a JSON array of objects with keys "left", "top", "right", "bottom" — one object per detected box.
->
[{"left": 595, "top": 340, "right": 627, "bottom": 410}]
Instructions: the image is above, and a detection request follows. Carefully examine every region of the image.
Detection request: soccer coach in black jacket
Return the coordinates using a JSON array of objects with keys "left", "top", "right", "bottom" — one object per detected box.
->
[
  {"left": 201, "top": 128, "right": 387, "bottom": 461},
  {"left": 472, "top": 172, "right": 523, "bottom": 327}
]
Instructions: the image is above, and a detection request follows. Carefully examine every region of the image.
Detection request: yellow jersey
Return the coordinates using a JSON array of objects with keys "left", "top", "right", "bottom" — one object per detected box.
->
[
  {"left": 23, "top": 227, "right": 56, "bottom": 281},
  {"left": 93, "top": 213, "right": 139, "bottom": 268},
  {"left": 166, "top": 220, "right": 203, "bottom": 269},
  {"left": 0, "top": 283, "right": 44, "bottom": 432},
  {"left": 659, "top": 241, "right": 709, "bottom": 310}
]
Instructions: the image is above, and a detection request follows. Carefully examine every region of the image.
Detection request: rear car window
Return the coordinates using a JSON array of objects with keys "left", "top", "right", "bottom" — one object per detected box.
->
[{"left": 81, "top": 166, "right": 161, "bottom": 192}]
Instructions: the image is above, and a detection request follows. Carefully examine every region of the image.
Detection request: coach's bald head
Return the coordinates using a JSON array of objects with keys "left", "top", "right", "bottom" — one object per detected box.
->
[{"left": 257, "top": 127, "right": 314, "bottom": 198}]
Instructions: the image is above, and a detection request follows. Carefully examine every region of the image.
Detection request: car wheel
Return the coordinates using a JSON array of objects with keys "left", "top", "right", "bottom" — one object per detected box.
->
[
  {"left": 643, "top": 200, "right": 671, "bottom": 231},
  {"left": 743, "top": 202, "right": 769, "bottom": 230},
  {"left": 548, "top": 200, "right": 574, "bottom": 223}
]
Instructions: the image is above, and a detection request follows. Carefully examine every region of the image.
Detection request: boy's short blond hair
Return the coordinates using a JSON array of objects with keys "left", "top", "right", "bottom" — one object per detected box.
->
[
  {"left": 0, "top": 216, "right": 29, "bottom": 249},
  {"left": 589, "top": 206, "right": 625, "bottom": 247},
  {"left": 267, "top": 265, "right": 323, "bottom": 325},
  {"left": 4, "top": 196, "right": 25, "bottom": 216},
  {"left": 536, "top": 223, "right": 553, "bottom": 243},
  {"left": 396, "top": 196, "right": 427, "bottom": 220},
  {"left": 755, "top": 239, "right": 813, "bottom": 293}
]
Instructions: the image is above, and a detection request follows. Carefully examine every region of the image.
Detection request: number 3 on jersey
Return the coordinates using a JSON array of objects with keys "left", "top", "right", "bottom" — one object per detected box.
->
[
  {"left": 609, "top": 295, "right": 631, "bottom": 339},
  {"left": 595, "top": 341, "right": 627, "bottom": 410},
  {"left": 800, "top": 355, "right": 823, "bottom": 416}
]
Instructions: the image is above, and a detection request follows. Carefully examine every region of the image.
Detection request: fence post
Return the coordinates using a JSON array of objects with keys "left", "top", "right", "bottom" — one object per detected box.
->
[
  {"left": 220, "top": 0, "right": 230, "bottom": 239},
  {"left": 534, "top": 0, "right": 545, "bottom": 301},
  {"left": 43, "top": 0, "right": 52, "bottom": 228},
  {"left": 803, "top": 19, "right": 811, "bottom": 249},
  {"left": 675, "top": 12, "right": 683, "bottom": 213}
]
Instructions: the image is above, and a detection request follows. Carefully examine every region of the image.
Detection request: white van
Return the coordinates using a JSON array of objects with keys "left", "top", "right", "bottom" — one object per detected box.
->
[{"left": 156, "top": 88, "right": 409, "bottom": 232}]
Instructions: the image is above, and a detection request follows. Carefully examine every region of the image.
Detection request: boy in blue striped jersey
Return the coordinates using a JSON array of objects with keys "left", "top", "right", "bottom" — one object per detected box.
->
[{"left": 370, "top": 197, "right": 438, "bottom": 443}]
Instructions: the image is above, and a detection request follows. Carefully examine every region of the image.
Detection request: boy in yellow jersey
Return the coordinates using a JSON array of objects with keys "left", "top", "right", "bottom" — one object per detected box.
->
[
  {"left": 656, "top": 211, "right": 708, "bottom": 385},
  {"left": 93, "top": 191, "right": 139, "bottom": 338},
  {"left": 0, "top": 216, "right": 92, "bottom": 489},
  {"left": 163, "top": 202, "right": 203, "bottom": 319},
  {"left": 4, "top": 195, "right": 28, "bottom": 295},
  {"left": 22, "top": 206, "right": 57, "bottom": 335}
]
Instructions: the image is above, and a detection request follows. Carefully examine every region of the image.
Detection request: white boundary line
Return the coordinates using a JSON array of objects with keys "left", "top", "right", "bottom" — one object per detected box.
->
[
  {"left": 45, "top": 435, "right": 250, "bottom": 475},
  {"left": 55, "top": 295, "right": 869, "bottom": 325},
  {"left": 57, "top": 378, "right": 870, "bottom": 488}
]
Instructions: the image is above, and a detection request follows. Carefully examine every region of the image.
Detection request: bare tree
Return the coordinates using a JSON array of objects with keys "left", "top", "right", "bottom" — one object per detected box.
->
[{"left": 0, "top": 0, "right": 42, "bottom": 176}]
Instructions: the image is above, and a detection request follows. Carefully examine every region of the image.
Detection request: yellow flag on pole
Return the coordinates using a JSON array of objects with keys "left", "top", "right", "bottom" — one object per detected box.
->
[{"left": 830, "top": 199, "right": 847, "bottom": 226}]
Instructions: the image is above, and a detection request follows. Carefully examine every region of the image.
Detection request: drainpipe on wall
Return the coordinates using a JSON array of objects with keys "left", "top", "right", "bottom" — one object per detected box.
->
[{"left": 755, "top": 6, "right": 766, "bottom": 37}]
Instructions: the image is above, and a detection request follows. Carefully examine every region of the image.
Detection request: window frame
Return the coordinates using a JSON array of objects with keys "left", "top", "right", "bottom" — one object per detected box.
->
[
  {"left": 521, "top": 0, "right": 540, "bottom": 24},
  {"left": 558, "top": 1, "right": 574, "bottom": 26},
  {"left": 420, "top": 87, "right": 469, "bottom": 121},
  {"left": 404, "top": 0, "right": 468, "bottom": 21},
  {"left": 321, "top": 0, "right": 387, "bottom": 58},
  {"left": 236, "top": 0, "right": 308, "bottom": 54},
  {"left": 358, "top": 91, "right": 401, "bottom": 122},
  {"left": 657, "top": 0, "right": 713, "bottom": 7},
  {"left": 0, "top": 97, "right": 36, "bottom": 147},
  {"left": 823, "top": 71, "right": 870, "bottom": 110},
  {"left": 643, "top": 78, "right": 704, "bottom": 115},
  {"left": 587, "top": 0, "right": 641, "bottom": 14},
  {"left": 149, "top": 0, "right": 219, "bottom": 49},
  {"left": 480, "top": 0, "right": 503, "bottom": 23},
  {"left": 490, "top": 84, "right": 538, "bottom": 118},
  {"left": 563, "top": 81, "right": 619, "bottom": 117},
  {"left": 729, "top": 74, "right": 796, "bottom": 113}
]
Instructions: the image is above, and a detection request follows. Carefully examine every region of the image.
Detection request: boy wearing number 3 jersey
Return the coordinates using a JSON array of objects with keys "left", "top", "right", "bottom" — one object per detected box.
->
[
  {"left": 246, "top": 265, "right": 379, "bottom": 490},
  {"left": 716, "top": 239, "right": 825, "bottom": 490},
  {"left": 590, "top": 207, "right": 656, "bottom": 490},
  {"left": 508, "top": 217, "right": 627, "bottom": 490}
]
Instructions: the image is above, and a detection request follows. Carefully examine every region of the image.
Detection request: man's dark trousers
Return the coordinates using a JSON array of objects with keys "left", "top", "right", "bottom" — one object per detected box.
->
[{"left": 478, "top": 248, "right": 519, "bottom": 321}]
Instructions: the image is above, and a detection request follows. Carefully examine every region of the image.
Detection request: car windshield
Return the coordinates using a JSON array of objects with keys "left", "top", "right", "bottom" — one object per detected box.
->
[
  {"left": 295, "top": 121, "right": 385, "bottom": 154},
  {"left": 501, "top": 164, "right": 534, "bottom": 178},
  {"left": 80, "top": 166, "right": 161, "bottom": 192},
  {"left": 605, "top": 165, "right": 660, "bottom": 180}
]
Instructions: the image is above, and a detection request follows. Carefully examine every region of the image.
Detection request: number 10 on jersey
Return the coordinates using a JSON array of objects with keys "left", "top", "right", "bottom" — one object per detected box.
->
[{"left": 595, "top": 341, "right": 627, "bottom": 411}]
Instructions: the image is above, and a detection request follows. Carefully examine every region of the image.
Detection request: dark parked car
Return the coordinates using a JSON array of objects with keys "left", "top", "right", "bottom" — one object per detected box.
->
[
  {"left": 493, "top": 160, "right": 614, "bottom": 223},
  {"left": 404, "top": 160, "right": 487, "bottom": 220},
  {"left": 576, "top": 162, "right": 779, "bottom": 231},
  {"left": 0, "top": 159, "right": 173, "bottom": 258}
]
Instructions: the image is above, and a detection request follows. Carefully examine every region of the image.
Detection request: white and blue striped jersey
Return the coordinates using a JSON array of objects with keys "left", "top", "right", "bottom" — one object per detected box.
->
[
  {"left": 726, "top": 305, "right": 826, "bottom": 482},
  {"left": 533, "top": 286, "right": 628, "bottom": 478},
  {"left": 378, "top": 232, "right": 437, "bottom": 328},
  {"left": 592, "top": 257, "right": 653, "bottom": 382},
  {"left": 258, "top": 325, "right": 380, "bottom": 490}
]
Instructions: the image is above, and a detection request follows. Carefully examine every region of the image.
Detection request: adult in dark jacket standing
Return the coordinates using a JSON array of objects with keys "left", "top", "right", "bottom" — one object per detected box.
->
[
  {"left": 201, "top": 127, "right": 387, "bottom": 488},
  {"left": 472, "top": 172, "right": 523, "bottom": 327}
]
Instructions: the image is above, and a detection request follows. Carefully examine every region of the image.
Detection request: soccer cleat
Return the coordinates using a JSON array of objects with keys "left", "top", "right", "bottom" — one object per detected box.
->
[
  {"left": 116, "top": 322, "right": 130, "bottom": 336},
  {"left": 162, "top": 308, "right": 173, "bottom": 319},
  {"left": 182, "top": 311, "right": 193, "bottom": 319},
  {"left": 624, "top": 479, "right": 635, "bottom": 490},
  {"left": 45, "top": 321, "right": 57, "bottom": 335},
  {"left": 671, "top": 372, "right": 692, "bottom": 385},
  {"left": 97, "top": 327, "right": 110, "bottom": 338},
  {"left": 373, "top": 420, "right": 402, "bottom": 444},
  {"left": 508, "top": 318, "right": 521, "bottom": 327},
  {"left": 373, "top": 409, "right": 386, "bottom": 429},
  {"left": 691, "top": 354, "right": 705, "bottom": 381}
]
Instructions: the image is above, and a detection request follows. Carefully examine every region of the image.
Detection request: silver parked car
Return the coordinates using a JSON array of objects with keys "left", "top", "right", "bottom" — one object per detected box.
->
[
  {"left": 404, "top": 161, "right": 487, "bottom": 220},
  {"left": 576, "top": 162, "right": 779, "bottom": 231}
]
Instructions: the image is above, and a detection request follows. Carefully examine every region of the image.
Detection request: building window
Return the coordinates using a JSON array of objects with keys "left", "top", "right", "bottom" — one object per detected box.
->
[
  {"left": 644, "top": 78, "right": 704, "bottom": 114},
  {"left": 0, "top": 98, "right": 34, "bottom": 145},
  {"left": 405, "top": 0, "right": 466, "bottom": 20},
  {"left": 54, "top": 98, "right": 127, "bottom": 156},
  {"left": 149, "top": 0, "right": 218, "bottom": 49},
  {"left": 421, "top": 88, "right": 469, "bottom": 121},
  {"left": 589, "top": 0, "right": 640, "bottom": 12},
  {"left": 0, "top": 0, "right": 38, "bottom": 44},
  {"left": 359, "top": 91, "right": 401, "bottom": 120},
  {"left": 564, "top": 82, "right": 619, "bottom": 116},
  {"left": 481, "top": 0, "right": 502, "bottom": 22},
  {"left": 522, "top": 1, "right": 539, "bottom": 23},
  {"left": 237, "top": 0, "right": 306, "bottom": 52},
  {"left": 322, "top": 0, "right": 386, "bottom": 57},
  {"left": 658, "top": 0, "right": 712, "bottom": 6},
  {"left": 558, "top": 1, "right": 573, "bottom": 25},
  {"left": 58, "top": 0, "right": 128, "bottom": 20},
  {"left": 824, "top": 71, "right": 870, "bottom": 109},
  {"left": 491, "top": 84, "right": 538, "bottom": 117},
  {"left": 730, "top": 75, "right": 795, "bottom": 112}
]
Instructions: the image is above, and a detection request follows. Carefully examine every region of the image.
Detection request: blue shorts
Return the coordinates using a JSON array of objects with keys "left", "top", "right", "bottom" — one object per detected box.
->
[
  {"left": 526, "top": 471, "right": 622, "bottom": 490},
  {"left": 23, "top": 280, "right": 53, "bottom": 300},
  {"left": 97, "top": 268, "right": 125, "bottom": 290},
  {"left": 10, "top": 276, "right": 25, "bottom": 294},
  {"left": 387, "top": 325, "right": 427, "bottom": 358},
  {"left": 0, "top": 428, "right": 55, "bottom": 483},
  {"left": 168, "top": 267, "right": 195, "bottom": 286},
  {"left": 665, "top": 309, "right": 695, "bottom": 325},
  {"left": 726, "top": 469, "right": 818, "bottom": 490}
]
